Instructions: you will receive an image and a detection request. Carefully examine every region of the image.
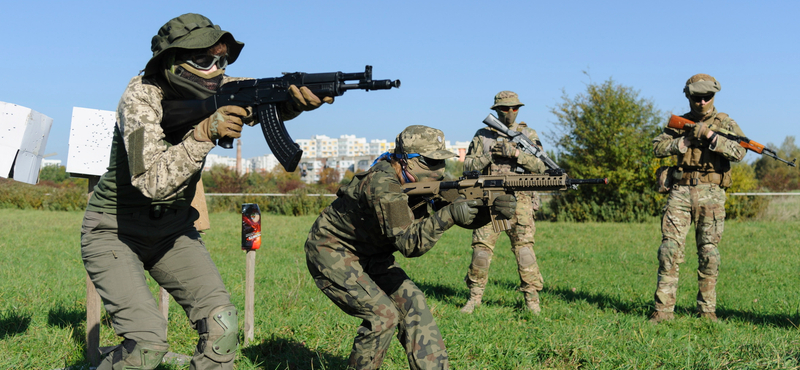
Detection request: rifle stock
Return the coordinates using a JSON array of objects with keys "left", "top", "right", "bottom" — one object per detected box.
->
[
  {"left": 667, "top": 114, "right": 796, "bottom": 167},
  {"left": 161, "top": 65, "right": 400, "bottom": 171},
  {"left": 403, "top": 170, "right": 608, "bottom": 232}
]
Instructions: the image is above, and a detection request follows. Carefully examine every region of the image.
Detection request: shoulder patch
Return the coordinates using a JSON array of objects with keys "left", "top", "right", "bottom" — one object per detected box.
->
[{"left": 128, "top": 126, "right": 147, "bottom": 176}]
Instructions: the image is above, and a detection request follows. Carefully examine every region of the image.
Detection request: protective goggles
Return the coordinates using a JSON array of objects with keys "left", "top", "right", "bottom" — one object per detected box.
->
[
  {"left": 179, "top": 52, "right": 228, "bottom": 70},
  {"left": 498, "top": 106, "right": 520, "bottom": 112},
  {"left": 691, "top": 93, "right": 714, "bottom": 103},
  {"left": 417, "top": 156, "right": 445, "bottom": 168}
]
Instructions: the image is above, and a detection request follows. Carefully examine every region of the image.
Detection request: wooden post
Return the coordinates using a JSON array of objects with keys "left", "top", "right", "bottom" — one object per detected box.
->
[
  {"left": 85, "top": 176, "right": 101, "bottom": 367},
  {"left": 244, "top": 250, "right": 256, "bottom": 346}
]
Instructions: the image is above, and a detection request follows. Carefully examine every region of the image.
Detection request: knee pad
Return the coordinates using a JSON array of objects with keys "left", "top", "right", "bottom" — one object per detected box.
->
[
  {"left": 102, "top": 339, "right": 168, "bottom": 370},
  {"left": 515, "top": 245, "right": 536, "bottom": 268},
  {"left": 471, "top": 247, "right": 492, "bottom": 269},
  {"left": 197, "top": 305, "right": 238, "bottom": 363},
  {"left": 657, "top": 239, "right": 681, "bottom": 263},
  {"left": 698, "top": 244, "right": 720, "bottom": 274}
]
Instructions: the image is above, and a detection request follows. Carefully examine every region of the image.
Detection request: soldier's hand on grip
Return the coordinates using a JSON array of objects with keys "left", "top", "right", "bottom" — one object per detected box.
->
[
  {"left": 692, "top": 121, "right": 711, "bottom": 141},
  {"left": 493, "top": 194, "right": 517, "bottom": 220},
  {"left": 193, "top": 105, "right": 249, "bottom": 143},
  {"left": 449, "top": 197, "right": 484, "bottom": 228},
  {"left": 288, "top": 85, "right": 335, "bottom": 112},
  {"left": 491, "top": 141, "right": 519, "bottom": 158}
]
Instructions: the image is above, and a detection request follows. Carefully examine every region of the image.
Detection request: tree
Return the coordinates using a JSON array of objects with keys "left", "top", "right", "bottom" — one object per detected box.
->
[
  {"left": 318, "top": 167, "right": 341, "bottom": 193},
  {"left": 753, "top": 136, "right": 799, "bottom": 192},
  {"left": 444, "top": 159, "right": 464, "bottom": 180},
  {"left": 546, "top": 77, "right": 670, "bottom": 221},
  {"left": 202, "top": 164, "right": 246, "bottom": 193}
]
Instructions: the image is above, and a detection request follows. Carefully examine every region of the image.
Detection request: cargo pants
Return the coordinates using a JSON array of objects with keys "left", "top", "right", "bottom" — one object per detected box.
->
[
  {"left": 654, "top": 183, "right": 726, "bottom": 314},
  {"left": 464, "top": 191, "right": 544, "bottom": 294},
  {"left": 307, "top": 251, "right": 449, "bottom": 370},
  {"left": 81, "top": 208, "right": 235, "bottom": 370}
]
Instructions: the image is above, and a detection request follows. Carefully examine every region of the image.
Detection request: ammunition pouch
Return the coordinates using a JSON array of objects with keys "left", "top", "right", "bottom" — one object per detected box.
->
[{"left": 656, "top": 166, "right": 685, "bottom": 193}]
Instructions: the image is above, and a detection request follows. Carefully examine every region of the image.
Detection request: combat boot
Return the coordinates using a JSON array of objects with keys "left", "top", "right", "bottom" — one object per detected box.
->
[
  {"left": 649, "top": 311, "right": 674, "bottom": 324},
  {"left": 524, "top": 291, "right": 541, "bottom": 314},
  {"left": 699, "top": 312, "right": 718, "bottom": 322},
  {"left": 460, "top": 287, "right": 484, "bottom": 314}
]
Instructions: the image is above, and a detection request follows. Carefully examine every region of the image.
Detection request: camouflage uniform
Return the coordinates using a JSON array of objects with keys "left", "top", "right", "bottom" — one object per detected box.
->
[
  {"left": 80, "top": 14, "right": 281, "bottom": 370},
  {"left": 461, "top": 91, "right": 547, "bottom": 314},
  {"left": 305, "top": 126, "right": 460, "bottom": 370},
  {"left": 650, "top": 74, "right": 746, "bottom": 322}
]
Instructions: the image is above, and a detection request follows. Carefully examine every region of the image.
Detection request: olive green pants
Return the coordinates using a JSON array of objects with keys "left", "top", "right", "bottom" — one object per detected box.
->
[{"left": 81, "top": 209, "right": 235, "bottom": 369}]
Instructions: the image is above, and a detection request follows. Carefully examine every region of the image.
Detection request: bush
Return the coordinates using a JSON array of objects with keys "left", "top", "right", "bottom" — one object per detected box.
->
[
  {"left": 0, "top": 178, "right": 87, "bottom": 211},
  {"left": 546, "top": 77, "right": 669, "bottom": 222},
  {"left": 725, "top": 162, "right": 768, "bottom": 219}
]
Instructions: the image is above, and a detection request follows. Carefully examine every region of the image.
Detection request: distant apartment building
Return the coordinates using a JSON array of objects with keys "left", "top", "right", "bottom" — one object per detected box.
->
[{"left": 204, "top": 135, "right": 467, "bottom": 184}]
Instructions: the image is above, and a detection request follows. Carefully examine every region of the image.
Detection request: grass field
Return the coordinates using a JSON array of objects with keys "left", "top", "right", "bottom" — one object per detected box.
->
[{"left": 1, "top": 209, "right": 799, "bottom": 369}]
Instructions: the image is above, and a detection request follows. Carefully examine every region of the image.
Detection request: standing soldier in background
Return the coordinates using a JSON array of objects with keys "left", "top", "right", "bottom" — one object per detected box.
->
[
  {"left": 460, "top": 91, "right": 548, "bottom": 314},
  {"left": 649, "top": 74, "right": 747, "bottom": 324},
  {"left": 80, "top": 13, "right": 331, "bottom": 369}
]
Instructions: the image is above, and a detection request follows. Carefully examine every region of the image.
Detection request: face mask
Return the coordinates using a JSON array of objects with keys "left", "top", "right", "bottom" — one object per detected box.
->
[
  {"left": 689, "top": 94, "right": 715, "bottom": 118},
  {"left": 496, "top": 106, "right": 519, "bottom": 126},
  {"left": 172, "top": 63, "right": 225, "bottom": 91},
  {"left": 405, "top": 157, "right": 446, "bottom": 182}
]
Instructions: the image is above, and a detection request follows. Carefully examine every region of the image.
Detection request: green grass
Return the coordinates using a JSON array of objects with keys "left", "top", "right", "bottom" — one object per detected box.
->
[{"left": 1, "top": 209, "right": 799, "bottom": 369}]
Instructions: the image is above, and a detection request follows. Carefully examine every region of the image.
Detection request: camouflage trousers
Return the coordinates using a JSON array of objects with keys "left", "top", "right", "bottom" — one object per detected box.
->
[
  {"left": 464, "top": 191, "right": 543, "bottom": 294},
  {"left": 306, "top": 251, "right": 448, "bottom": 370},
  {"left": 654, "top": 184, "right": 726, "bottom": 314}
]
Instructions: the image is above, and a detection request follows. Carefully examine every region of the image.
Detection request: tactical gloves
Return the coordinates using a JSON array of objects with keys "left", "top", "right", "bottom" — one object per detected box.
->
[
  {"left": 288, "top": 85, "right": 335, "bottom": 112},
  {"left": 493, "top": 194, "right": 517, "bottom": 220},
  {"left": 193, "top": 105, "right": 249, "bottom": 143},
  {"left": 692, "top": 121, "right": 711, "bottom": 141},
  {"left": 492, "top": 141, "right": 519, "bottom": 158},
  {"left": 449, "top": 197, "right": 484, "bottom": 228}
]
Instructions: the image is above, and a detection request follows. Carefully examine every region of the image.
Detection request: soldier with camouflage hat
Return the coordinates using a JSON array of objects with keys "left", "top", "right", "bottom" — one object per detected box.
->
[
  {"left": 80, "top": 13, "right": 331, "bottom": 369},
  {"left": 305, "top": 125, "right": 517, "bottom": 369},
  {"left": 649, "top": 73, "right": 747, "bottom": 324},
  {"left": 460, "top": 91, "right": 548, "bottom": 314}
]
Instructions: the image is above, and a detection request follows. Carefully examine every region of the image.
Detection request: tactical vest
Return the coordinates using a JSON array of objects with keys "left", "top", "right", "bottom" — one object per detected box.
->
[
  {"left": 477, "top": 122, "right": 537, "bottom": 175},
  {"left": 675, "top": 111, "right": 734, "bottom": 187}
]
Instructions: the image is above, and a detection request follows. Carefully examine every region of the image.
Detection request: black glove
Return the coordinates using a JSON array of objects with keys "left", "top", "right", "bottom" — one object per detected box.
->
[
  {"left": 449, "top": 197, "right": 484, "bottom": 227},
  {"left": 493, "top": 194, "right": 517, "bottom": 220}
]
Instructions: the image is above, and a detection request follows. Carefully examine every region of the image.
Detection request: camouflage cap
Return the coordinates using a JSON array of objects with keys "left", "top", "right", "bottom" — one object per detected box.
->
[
  {"left": 684, "top": 73, "right": 721, "bottom": 96},
  {"left": 490, "top": 90, "right": 525, "bottom": 109},
  {"left": 395, "top": 125, "right": 456, "bottom": 160},
  {"left": 144, "top": 13, "right": 244, "bottom": 76}
]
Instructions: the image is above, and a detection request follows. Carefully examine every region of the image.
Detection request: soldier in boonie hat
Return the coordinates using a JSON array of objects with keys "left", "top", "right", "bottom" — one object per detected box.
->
[{"left": 80, "top": 13, "right": 334, "bottom": 370}]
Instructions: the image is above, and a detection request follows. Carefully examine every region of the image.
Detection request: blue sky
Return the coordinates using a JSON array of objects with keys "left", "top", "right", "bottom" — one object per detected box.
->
[{"left": 3, "top": 0, "right": 798, "bottom": 166}]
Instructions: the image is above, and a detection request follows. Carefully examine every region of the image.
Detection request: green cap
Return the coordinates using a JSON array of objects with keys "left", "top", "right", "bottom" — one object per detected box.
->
[
  {"left": 144, "top": 13, "right": 244, "bottom": 76},
  {"left": 395, "top": 125, "right": 456, "bottom": 160},
  {"left": 491, "top": 90, "right": 525, "bottom": 109}
]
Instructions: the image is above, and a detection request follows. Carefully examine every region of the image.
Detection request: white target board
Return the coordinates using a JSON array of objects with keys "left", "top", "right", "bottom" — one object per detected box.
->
[
  {"left": 67, "top": 107, "right": 116, "bottom": 177},
  {"left": 0, "top": 102, "right": 53, "bottom": 184}
]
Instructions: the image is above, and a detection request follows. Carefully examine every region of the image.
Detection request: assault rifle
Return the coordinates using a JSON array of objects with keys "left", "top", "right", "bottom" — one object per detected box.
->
[
  {"left": 160, "top": 65, "right": 400, "bottom": 172},
  {"left": 483, "top": 114, "right": 561, "bottom": 171},
  {"left": 668, "top": 114, "right": 796, "bottom": 167},
  {"left": 403, "top": 169, "right": 608, "bottom": 232}
]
